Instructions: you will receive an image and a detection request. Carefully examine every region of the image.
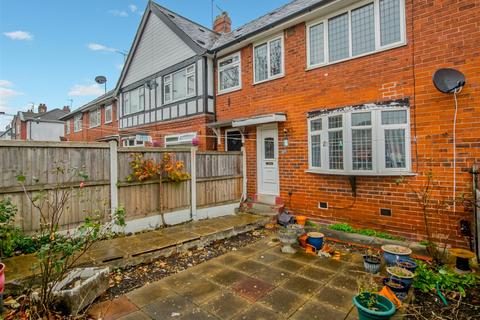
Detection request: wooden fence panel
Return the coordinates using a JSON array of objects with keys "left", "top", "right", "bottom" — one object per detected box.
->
[{"left": 1, "top": 142, "right": 242, "bottom": 232}]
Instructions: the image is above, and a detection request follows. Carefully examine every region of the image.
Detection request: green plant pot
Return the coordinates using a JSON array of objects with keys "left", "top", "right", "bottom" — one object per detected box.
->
[{"left": 353, "top": 293, "right": 396, "bottom": 320}]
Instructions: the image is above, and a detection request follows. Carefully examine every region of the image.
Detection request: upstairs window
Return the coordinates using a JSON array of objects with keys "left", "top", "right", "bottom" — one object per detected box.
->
[
  {"left": 308, "top": 106, "right": 410, "bottom": 175},
  {"left": 65, "top": 120, "right": 70, "bottom": 135},
  {"left": 105, "top": 105, "right": 112, "bottom": 124},
  {"left": 218, "top": 53, "right": 241, "bottom": 93},
  {"left": 74, "top": 114, "right": 82, "bottom": 132},
  {"left": 123, "top": 86, "right": 145, "bottom": 115},
  {"left": 164, "top": 65, "right": 196, "bottom": 104},
  {"left": 89, "top": 108, "right": 101, "bottom": 128},
  {"left": 307, "top": 0, "right": 405, "bottom": 68},
  {"left": 253, "top": 35, "right": 284, "bottom": 83}
]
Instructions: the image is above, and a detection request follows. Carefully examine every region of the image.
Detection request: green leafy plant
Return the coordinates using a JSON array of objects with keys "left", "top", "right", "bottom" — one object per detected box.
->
[
  {"left": 328, "top": 223, "right": 405, "bottom": 241},
  {"left": 357, "top": 274, "right": 381, "bottom": 310},
  {"left": 0, "top": 198, "right": 21, "bottom": 257},
  {"left": 413, "top": 261, "right": 479, "bottom": 297},
  {"left": 17, "top": 165, "right": 126, "bottom": 316}
]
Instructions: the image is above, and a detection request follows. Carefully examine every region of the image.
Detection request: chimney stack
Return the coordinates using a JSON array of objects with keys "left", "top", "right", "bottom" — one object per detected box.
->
[
  {"left": 63, "top": 105, "right": 71, "bottom": 113},
  {"left": 38, "top": 103, "right": 47, "bottom": 113},
  {"left": 213, "top": 12, "right": 231, "bottom": 33}
]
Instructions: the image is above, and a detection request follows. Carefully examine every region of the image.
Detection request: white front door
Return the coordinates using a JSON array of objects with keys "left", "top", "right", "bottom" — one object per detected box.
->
[{"left": 257, "top": 124, "right": 279, "bottom": 195}]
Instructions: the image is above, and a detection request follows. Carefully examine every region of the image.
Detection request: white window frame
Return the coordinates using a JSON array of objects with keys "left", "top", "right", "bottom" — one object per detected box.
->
[
  {"left": 89, "top": 108, "right": 101, "bottom": 128},
  {"left": 163, "top": 64, "right": 196, "bottom": 104},
  {"left": 104, "top": 105, "right": 113, "bottom": 124},
  {"left": 224, "top": 128, "right": 243, "bottom": 151},
  {"left": 253, "top": 34, "right": 285, "bottom": 85},
  {"left": 121, "top": 136, "right": 145, "bottom": 148},
  {"left": 123, "top": 86, "right": 145, "bottom": 116},
  {"left": 164, "top": 132, "right": 197, "bottom": 146},
  {"left": 73, "top": 114, "right": 82, "bottom": 132},
  {"left": 65, "top": 119, "right": 70, "bottom": 135},
  {"left": 306, "top": 0, "right": 406, "bottom": 69},
  {"left": 307, "top": 107, "right": 411, "bottom": 176},
  {"left": 217, "top": 52, "right": 242, "bottom": 94}
]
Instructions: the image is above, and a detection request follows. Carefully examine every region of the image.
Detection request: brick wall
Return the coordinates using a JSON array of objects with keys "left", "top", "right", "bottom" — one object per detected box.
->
[
  {"left": 215, "top": 0, "right": 480, "bottom": 246},
  {"left": 65, "top": 101, "right": 119, "bottom": 142},
  {"left": 119, "top": 113, "right": 216, "bottom": 150}
]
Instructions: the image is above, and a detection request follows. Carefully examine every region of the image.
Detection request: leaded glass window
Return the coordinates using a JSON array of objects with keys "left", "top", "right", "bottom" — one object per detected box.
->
[{"left": 254, "top": 35, "right": 283, "bottom": 83}]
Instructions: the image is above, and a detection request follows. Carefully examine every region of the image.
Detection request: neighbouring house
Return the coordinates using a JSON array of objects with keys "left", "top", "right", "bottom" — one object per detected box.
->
[
  {"left": 113, "top": 1, "right": 222, "bottom": 149},
  {"left": 61, "top": 90, "right": 119, "bottom": 142},
  {"left": 10, "top": 104, "right": 69, "bottom": 141},
  {"left": 0, "top": 125, "right": 13, "bottom": 140},
  {"left": 205, "top": 0, "right": 480, "bottom": 247}
]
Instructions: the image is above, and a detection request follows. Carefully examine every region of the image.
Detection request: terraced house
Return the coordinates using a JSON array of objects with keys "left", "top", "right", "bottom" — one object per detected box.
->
[
  {"left": 206, "top": 0, "right": 479, "bottom": 247},
  {"left": 113, "top": 1, "right": 221, "bottom": 149}
]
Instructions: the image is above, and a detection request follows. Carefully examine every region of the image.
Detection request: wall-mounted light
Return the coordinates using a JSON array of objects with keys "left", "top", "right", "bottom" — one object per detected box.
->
[{"left": 283, "top": 128, "right": 289, "bottom": 147}]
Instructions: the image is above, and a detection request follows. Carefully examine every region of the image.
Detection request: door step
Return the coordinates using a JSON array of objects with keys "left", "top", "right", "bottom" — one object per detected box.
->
[
  {"left": 254, "top": 194, "right": 283, "bottom": 206},
  {"left": 245, "top": 201, "right": 284, "bottom": 217}
]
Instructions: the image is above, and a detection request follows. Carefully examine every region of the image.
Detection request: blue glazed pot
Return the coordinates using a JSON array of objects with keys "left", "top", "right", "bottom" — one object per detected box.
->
[
  {"left": 386, "top": 267, "right": 414, "bottom": 288},
  {"left": 383, "top": 277, "right": 409, "bottom": 301},
  {"left": 353, "top": 293, "right": 396, "bottom": 320},
  {"left": 307, "top": 232, "right": 324, "bottom": 250},
  {"left": 397, "top": 258, "right": 418, "bottom": 273},
  {"left": 363, "top": 255, "right": 381, "bottom": 274},
  {"left": 381, "top": 245, "right": 412, "bottom": 267}
]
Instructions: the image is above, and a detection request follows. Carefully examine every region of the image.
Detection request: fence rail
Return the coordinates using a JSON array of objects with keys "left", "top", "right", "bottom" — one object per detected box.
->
[{"left": 0, "top": 141, "right": 243, "bottom": 232}]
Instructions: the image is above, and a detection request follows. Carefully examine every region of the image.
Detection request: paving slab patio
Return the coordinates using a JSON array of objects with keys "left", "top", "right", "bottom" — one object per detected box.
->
[
  {"left": 96, "top": 236, "right": 365, "bottom": 319},
  {"left": 3, "top": 213, "right": 268, "bottom": 286}
]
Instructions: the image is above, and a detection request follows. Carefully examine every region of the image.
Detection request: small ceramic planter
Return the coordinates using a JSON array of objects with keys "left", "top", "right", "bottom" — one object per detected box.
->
[
  {"left": 386, "top": 266, "right": 415, "bottom": 288},
  {"left": 382, "top": 277, "right": 409, "bottom": 301},
  {"left": 353, "top": 293, "right": 396, "bottom": 320},
  {"left": 287, "top": 224, "right": 305, "bottom": 237},
  {"left": 381, "top": 245, "right": 412, "bottom": 266},
  {"left": 307, "top": 232, "right": 324, "bottom": 250},
  {"left": 363, "top": 255, "right": 381, "bottom": 274},
  {"left": 397, "top": 258, "right": 418, "bottom": 273},
  {"left": 295, "top": 215, "right": 307, "bottom": 226}
]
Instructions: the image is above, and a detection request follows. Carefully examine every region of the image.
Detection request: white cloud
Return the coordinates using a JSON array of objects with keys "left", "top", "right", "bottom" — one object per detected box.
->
[
  {"left": 68, "top": 84, "right": 104, "bottom": 97},
  {"left": 0, "top": 87, "right": 22, "bottom": 100},
  {"left": 87, "top": 43, "right": 117, "bottom": 52},
  {"left": 0, "top": 80, "right": 13, "bottom": 87},
  {"left": 129, "top": 4, "right": 138, "bottom": 13},
  {"left": 109, "top": 9, "right": 128, "bottom": 17},
  {"left": 3, "top": 31, "right": 33, "bottom": 41}
]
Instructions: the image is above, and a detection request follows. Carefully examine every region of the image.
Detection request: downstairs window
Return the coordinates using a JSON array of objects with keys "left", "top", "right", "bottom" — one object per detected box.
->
[{"left": 308, "top": 106, "right": 410, "bottom": 175}]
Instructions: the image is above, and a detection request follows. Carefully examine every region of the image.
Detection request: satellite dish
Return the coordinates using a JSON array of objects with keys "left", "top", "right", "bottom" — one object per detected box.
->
[
  {"left": 433, "top": 68, "right": 465, "bottom": 93},
  {"left": 95, "top": 76, "right": 107, "bottom": 85}
]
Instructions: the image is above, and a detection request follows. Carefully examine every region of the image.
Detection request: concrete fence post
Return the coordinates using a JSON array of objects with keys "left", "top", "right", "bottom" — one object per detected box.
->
[
  {"left": 109, "top": 141, "right": 118, "bottom": 221},
  {"left": 191, "top": 146, "right": 198, "bottom": 221}
]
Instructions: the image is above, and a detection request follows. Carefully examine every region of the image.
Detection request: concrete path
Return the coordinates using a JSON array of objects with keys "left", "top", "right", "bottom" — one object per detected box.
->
[
  {"left": 4, "top": 214, "right": 268, "bottom": 285},
  {"left": 89, "top": 237, "right": 367, "bottom": 320}
]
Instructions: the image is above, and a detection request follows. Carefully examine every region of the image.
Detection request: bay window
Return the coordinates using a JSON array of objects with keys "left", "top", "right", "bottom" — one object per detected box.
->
[
  {"left": 253, "top": 35, "right": 284, "bottom": 83},
  {"left": 308, "top": 106, "right": 410, "bottom": 175},
  {"left": 164, "top": 65, "right": 195, "bottom": 104},
  {"left": 307, "top": 0, "right": 405, "bottom": 68},
  {"left": 218, "top": 53, "right": 241, "bottom": 93}
]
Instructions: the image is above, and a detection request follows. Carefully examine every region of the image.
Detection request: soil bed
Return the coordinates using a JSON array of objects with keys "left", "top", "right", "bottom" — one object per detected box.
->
[
  {"left": 405, "top": 288, "right": 480, "bottom": 319},
  {"left": 102, "top": 228, "right": 270, "bottom": 300}
]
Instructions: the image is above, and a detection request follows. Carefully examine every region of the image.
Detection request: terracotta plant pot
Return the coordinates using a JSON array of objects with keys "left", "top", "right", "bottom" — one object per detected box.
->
[
  {"left": 296, "top": 215, "right": 307, "bottom": 226},
  {"left": 298, "top": 234, "right": 308, "bottom": 248}
]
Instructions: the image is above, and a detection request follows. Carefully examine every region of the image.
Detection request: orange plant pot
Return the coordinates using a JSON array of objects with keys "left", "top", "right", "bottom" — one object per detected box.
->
[
  {"left": 296, "top": 215, "right": 307, "bottom": 226},
  {"left": 298, "top": 234, "right": 308, "bottom": 248},
  {"left": 305, "top": 244, "right": 317, "bottom": 255}
]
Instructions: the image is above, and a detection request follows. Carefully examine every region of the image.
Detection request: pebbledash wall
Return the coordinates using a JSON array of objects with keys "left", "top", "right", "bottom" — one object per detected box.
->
[
  {"left": 215, "top": 0, "right": 480, "bottom": 246},
  {"left": 65, "top": 101, "right": 119, "bottom": 142}
]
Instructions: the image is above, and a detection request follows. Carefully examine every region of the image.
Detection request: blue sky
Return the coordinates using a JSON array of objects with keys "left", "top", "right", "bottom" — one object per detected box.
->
[{"left": 0, "top": 0, "right": 289, "bottom": 129}]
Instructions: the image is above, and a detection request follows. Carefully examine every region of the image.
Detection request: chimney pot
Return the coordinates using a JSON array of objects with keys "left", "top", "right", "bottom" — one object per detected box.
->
[
  {"left": 63, "top": 105, "right": 71, "bottom": 113},
  {"left": 213, "top": 12, "right": 231, "bottom": 33},
  {"left": 38, "top": 104, "right": 47, "bottom": 113}
]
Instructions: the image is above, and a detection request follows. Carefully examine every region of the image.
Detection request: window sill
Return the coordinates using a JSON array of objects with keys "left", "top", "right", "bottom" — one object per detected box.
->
[
  {"left": 89, "top": 125, "right": 100, "bottom": 129},
  {"left": 253, "top": 74, "right": 285, "bottom": 86},
  {"left": 305, "top": 169, "right": 417, "bottom": 177},
  {"left": 305, "top": 42, "right": 407, "bottom": 72},
  {"left": 104, "top": 121, "right": 112, "bottom": 125},
  {"left": 217, "top": 86, "right": 242, "bottom": 96}
]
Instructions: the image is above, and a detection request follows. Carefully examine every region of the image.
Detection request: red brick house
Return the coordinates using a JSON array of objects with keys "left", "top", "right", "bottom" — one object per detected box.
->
[
  {"left": 62, "top": 90, "right": 119, "bottom": 142},
  {"left": 207, "top": 0, "right": 480, "bottom": 246}
]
